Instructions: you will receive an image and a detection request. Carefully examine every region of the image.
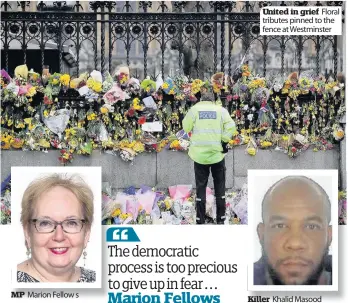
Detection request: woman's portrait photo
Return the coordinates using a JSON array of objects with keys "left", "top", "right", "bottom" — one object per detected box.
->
[{"left": 11, "top": 167, "right": 102, "bottom": 288}]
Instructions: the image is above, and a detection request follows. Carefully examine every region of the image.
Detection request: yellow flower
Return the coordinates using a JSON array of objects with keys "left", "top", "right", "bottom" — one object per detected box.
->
[
  {"left": 43, "top": 110, "right": 49, "bottom": 118},
  {"left": 100, "top": 107, "right": 109, "bottom": 114},
  {"left": 26, "top": 86, "right": 36, "bottom": 97},
  {"left": 170, "top": 140, "right": 180, "bottom": 149},
  {"left": 52, "top": 78, "right": 59, "bottom": 85},
  {"left": 120, "top": 213, "right": 130, "bottom": 220},
  {"left": 92, "top": 81, "right": 102, "bottom": 92},
  {"left": 162, "top": 83, "right": 169, "bottom": 89},
  {"left": 87, "top": 78, "right": 95, "bottom": 89},
  {"left": 70, "top": 78, "right": 79, "bottom": 89},
  {"left": 38, "top": 139, "right": 50, "bottom": 148},
  {"left": 168, "top": 89, "right": 175, "bottom": 95},
  {"left": 111, "top": 208, "right": 121, "bottom": 217},
  {"left": 135, "top": 129, "right": 141, "bottom": 135},
  {"left": 15, "top": 64, "right": 28, "bottom": 80},
  {"left": 261, "top": 141, "right": 272, "bottom": 148},
  {"left": 242, "top": 65, "right": 249, "bottom": 72},
  {"left": 229, "top": 140, "right": 237, "bottom": 145},
  {"left": 338, "top": 191, "right": 346, "bottom": 200},
  {"left": 247, "top": 147, "right": 256, "bottom": 156},
  {"left": 87, "top": 113, "right": 97, "bottom": 121},
  {"left": 16, "top": 122, "right": 25, "bottom": 128},
  {"left": 133, "top": 141, "right": 145, "bottom": 153},
  {"left": 1, "top": 137, "right": 12, "bottom": 149},
  {"left": 60, "top": 74, "right": 70, "bottom": 86},
  {"left": 10, "top": 138, "right": 24, "bottom": 149}
]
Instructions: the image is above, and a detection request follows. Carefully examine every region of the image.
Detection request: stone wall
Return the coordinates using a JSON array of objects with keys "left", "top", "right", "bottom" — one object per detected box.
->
[{"left": 1, "top": 145, "right": 344, "bottom": 191}]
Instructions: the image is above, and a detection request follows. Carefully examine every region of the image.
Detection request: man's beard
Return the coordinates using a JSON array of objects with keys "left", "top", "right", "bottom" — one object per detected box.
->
[{"left": 262, "top": 248, "right": 330, "bottom": 285}]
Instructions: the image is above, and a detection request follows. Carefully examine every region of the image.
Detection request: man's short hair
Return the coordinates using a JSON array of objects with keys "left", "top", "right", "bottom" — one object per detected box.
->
[
  {"left": 261, "top": 176, "right": 331, "bottom": 223},
  {"left": 200, "top": 90, "right": 215, "bottom": 101}
]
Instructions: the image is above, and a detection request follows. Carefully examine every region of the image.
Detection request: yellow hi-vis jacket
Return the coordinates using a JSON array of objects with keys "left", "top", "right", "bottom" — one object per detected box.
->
[{"left": 182, "top": 101, "right": 236, "bottom": 165}]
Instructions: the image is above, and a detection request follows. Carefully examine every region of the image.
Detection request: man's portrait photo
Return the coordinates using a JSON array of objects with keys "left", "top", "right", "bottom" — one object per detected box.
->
[
  {"left": 248, "top": 170, "right": 338, "bottom": 292},
  {"left": 11, "top": 166, "right": 102, "bottom": 289}
]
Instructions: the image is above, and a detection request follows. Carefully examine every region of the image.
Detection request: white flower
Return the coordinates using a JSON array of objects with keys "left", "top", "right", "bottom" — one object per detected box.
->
[
  {"left": 6, "top": 83, "right": 19, "bottom": 95},
  {"left": 273, "top": 83, "right": 282, "bottom": 92},
  {"left": 243, "top": 104, "right": 249, "bottom": 111},
  {"left": 90, "top": 70, "right": 103, "bottom": 83},
  {"left": 102, "top": 104, "right": 114, "bottom": 113},
  {"left": 247, "top": 114, "right": 254, "bottom": 121}
]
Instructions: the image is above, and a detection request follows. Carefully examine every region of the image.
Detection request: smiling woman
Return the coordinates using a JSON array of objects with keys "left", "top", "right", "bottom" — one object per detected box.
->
[{"left": 16, "top": 174, "right": 96, "bottom": 283}]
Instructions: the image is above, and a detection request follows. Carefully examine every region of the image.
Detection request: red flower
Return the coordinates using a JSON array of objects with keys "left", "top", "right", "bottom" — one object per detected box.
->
[
  {"left": 138, "top": 116, "right": 146, "bottom": 125},
  {"left": 127, "top": 108, "right": 135, "bottom": 117},
  {"left": 61, "top": 149, "right": 66, "bottom": 154},
  {"left": 78, "top": 80, "right": 86, "bottom": 89},
  {"left": 291, "top": 146, "right": 297, "bottom": 153},
  {"left": 44, "top": 96, "right": 52, "bottom": 105}
]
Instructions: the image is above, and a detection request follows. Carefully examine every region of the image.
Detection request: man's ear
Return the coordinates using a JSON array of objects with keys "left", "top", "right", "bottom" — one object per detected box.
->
[
  {"left": 327, "top": 225, "right": 332, "bottom": 247},
  {"left": 257, "top": 223, "right": 265, "bottom": 245}
]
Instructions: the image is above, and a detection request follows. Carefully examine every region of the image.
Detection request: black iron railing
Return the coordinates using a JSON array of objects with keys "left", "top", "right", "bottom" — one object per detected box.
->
[{"left": 0, "top": 1, "right": 344, "bottom": 79}]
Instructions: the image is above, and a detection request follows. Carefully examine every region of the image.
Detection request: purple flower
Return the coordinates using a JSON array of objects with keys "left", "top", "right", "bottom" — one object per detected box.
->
[
  {"left": 0, "top": 69, "right": 11, "bottom": 82},
  {"left": 240, "top": 84, "right": 248, "bottom": 92}
]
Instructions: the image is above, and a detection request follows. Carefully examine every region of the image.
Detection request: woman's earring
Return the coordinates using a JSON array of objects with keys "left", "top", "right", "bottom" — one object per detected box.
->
[
  {"left": 83, "top": 250, "right": 87, "bottom": 267},
  {"left": 26, "top": 248, "right": 31, "bottom": 260}
]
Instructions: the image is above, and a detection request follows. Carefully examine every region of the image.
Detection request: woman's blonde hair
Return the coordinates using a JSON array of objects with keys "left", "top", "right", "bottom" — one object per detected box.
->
[{"left": 21, "top": 173, "right": 94, "bottom": 228}]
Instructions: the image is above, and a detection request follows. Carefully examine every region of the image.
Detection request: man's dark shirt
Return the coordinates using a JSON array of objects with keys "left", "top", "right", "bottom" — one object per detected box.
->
[{"left": 253, "top": 256, "right": 332, "bottom": 285}]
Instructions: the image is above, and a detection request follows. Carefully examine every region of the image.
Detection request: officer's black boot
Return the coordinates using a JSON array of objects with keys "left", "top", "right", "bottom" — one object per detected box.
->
[
  {"left": 216, "top": 195, "right": 226, "bottom": 224},
  {"left": 196, "top": 197, "right": 206, "bottom": 224}
]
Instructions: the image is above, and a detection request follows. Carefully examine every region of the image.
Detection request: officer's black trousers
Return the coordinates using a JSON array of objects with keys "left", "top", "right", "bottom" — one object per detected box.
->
[{"left": 194, "top": 158, "right": 226, "bottom": 224}]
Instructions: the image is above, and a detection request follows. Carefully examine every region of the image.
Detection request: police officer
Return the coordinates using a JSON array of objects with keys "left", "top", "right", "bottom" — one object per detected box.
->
[{"left": 182, "top": 87, "right": 236, "bottom": 224}]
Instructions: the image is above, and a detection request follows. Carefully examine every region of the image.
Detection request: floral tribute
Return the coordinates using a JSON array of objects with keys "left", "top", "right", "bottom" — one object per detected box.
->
[
  {"left": 0, "top": 64, "right": 345, "bottom": 162},
  {"left": 339, "top": 190, "right": 347, "bottom": 225},
  {"left": 0, "top": 174, "right": 11, "bottom": 225},
  {"left": 101, "top": 183, "right": 247, "bottom": 225}
]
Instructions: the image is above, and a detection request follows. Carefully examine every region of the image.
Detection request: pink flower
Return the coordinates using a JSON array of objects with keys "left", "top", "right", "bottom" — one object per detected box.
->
[{"left": 18, "top": 85, "right": 28, "bottom": 95}]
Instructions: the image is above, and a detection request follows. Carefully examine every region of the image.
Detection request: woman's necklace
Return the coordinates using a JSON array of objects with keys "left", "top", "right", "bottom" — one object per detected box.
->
[{"left": 28, "top": 261, "right": 76, "bottom": 282}]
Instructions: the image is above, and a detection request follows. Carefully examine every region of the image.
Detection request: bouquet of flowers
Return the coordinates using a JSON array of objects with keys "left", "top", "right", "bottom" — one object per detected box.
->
[{"left": 1, "top": 174, "right": 11, "bottom": 225}]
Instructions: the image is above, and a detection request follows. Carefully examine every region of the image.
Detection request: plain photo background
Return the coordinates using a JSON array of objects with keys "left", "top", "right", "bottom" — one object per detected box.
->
[
  {"left": 248, "top": 169, "right": 338, "bottom": 292},
  {"left": 11, "top": 166, "right": 102, "bottom": 289}
]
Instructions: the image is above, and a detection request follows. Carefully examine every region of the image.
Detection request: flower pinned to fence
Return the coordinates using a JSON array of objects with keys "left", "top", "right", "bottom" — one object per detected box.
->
[
  {"left": 138, "top": 116, "right": 146, "bottom": 125},
  {"left": 241, "top": 64, "right": 251, "bottom": 77},
  {"left": 49, "top": 73, "right": 62, "bottom": 86},
  {"left": 103, "top": 84, "right": 130, "bottom": 105},
  {"left": 14, "top": 64, "right": 28, "bottom": 80},
  {"left": 133, "top": 98, "right": 144, "bottom": 111},
  {"left": 333, "top": 125, "right": 344, "bottom": 141},
  {"left": 119, "top": 73, "right": 129, "bottom": 85},
  {"left": 141, "top": 78, "right": 156, "bottom": 94},
  {"left": 60, "top": 74, "right": 70, "bottom": 87}
]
